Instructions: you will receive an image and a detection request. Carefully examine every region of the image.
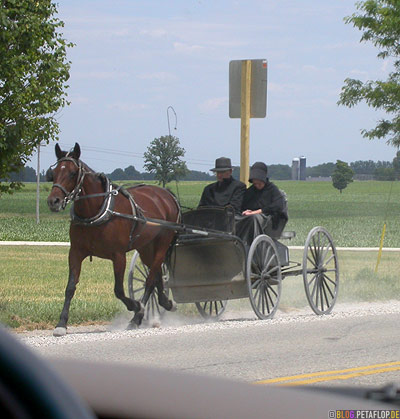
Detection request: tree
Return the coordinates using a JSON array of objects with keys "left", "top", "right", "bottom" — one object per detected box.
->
[
  {"left": 338, "top": 0, "right": 400, "bottom": 146},
  {"left": 392, "top": 150, "right": 400, "bottom": 178},
  {"left": 306, "top": 162, "right": 335, "bottom": 178},
  {"left": 0, "top": 1, "right": 73, "bottom": 195},
  {"left": 374, "top": 166, "right": 396, "bottom": 180},
  {"left": 143, "top": 135, "right": 188, "bottom": 187},
  {"left": 124, "top": 165, "right": 142, "bottom": 180},
  {"left": 268, "top": 164, "right": 291, "bottom": 180},
  {"left": 108, "top": 168, "right": 127, "bottom": 181},
  {"left": 332, "top": 160, "right": 354, "bottom": 193}
]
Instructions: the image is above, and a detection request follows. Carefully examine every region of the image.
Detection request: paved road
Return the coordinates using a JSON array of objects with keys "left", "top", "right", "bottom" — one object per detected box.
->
[{"left": 19, "top": 301, "right": 400, "bottom": 389}]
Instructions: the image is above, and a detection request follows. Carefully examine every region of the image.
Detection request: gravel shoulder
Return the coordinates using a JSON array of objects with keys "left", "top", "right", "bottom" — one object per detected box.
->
[{"left": 16, "top": 300, "right": 400, "bottom": 348}]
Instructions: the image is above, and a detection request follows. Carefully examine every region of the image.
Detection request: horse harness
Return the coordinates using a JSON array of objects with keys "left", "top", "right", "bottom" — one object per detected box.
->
[{"left": 49, "top": 156, "right": 149, "bottom": 250}]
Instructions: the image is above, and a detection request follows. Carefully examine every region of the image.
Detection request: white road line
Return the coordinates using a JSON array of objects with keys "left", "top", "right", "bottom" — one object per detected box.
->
[{"left": 1, "top": 242, "right": 399, "bottom": 251}]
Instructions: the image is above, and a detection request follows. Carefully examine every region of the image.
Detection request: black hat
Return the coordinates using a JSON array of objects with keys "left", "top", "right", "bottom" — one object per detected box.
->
[
  {"left": 210, "top": 157, "right": 232, "bottom": 172},
  {"left": 249, "top": 162, "right": 268, "bottom": 182}
]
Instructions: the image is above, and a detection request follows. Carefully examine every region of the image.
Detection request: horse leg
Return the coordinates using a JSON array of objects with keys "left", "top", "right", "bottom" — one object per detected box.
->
[
  {"left": 111, "top": 253, "right": 144, "bottom": 329},
  {"left": 130, "top": 266, "right": 156, "bottom": 327},
  {"left": 155, "top": 270, "right": 177, "bottom": 312},
  {"left": 53, "top": 248, "right": 84, "bottom": 337}
]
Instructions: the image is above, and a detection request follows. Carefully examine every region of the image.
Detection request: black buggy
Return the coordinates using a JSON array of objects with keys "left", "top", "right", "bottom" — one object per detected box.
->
[{"left": 127, "top": 204, "right": 339, "bottom": 322}]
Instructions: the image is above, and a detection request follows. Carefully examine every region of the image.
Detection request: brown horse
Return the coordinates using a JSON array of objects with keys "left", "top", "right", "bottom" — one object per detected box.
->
[{"left": 47, "top": 143, "right": 180, "bottom": 336}]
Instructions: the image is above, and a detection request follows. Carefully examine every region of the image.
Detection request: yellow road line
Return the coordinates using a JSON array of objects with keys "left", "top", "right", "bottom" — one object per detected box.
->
[
  {"left": 281, "top": 366, "right": 400, "bottom": 386},
  {"left": 255, "top": 361, "right": 400, "bottom": 386}
]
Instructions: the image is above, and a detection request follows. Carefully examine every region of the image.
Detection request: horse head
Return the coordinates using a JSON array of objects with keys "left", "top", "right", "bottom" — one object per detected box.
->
[{"left": 47, "top": 143, "right": 85, "bottom": 212}]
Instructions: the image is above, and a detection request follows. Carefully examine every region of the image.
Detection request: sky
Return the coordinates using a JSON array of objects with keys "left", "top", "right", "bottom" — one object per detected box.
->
[{"left": 30, "top": 0, "right": 398, "bottom": 174}]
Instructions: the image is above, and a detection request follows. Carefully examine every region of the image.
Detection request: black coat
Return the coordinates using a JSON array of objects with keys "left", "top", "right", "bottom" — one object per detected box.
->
[
  {"left": 242, "top": 181, "right": 288, "bottom": 222},
  {"left": 198, "top": 177, "right": 246, "bottom": 215}
]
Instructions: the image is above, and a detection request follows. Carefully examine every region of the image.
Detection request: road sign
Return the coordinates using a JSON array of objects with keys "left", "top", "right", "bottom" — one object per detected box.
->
[{"left": 229, "top": 59, "right": 267, "bottom": 118}]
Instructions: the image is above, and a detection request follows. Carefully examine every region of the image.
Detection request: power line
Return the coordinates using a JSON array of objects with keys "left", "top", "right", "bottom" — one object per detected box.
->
[{"left": 40, "top": 141, "right": 239, "bottom": 168}]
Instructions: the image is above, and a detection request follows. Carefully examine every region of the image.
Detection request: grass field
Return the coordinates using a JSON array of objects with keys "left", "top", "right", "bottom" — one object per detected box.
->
[
  {"left": 1, "top": 179, "right": 399, "bottom": 330},
  {"left": 0, "top": 245, "right": 399, "bottom": 330},
  {"left": 1, "top": 180, "right": 400, "bottom": 247}
]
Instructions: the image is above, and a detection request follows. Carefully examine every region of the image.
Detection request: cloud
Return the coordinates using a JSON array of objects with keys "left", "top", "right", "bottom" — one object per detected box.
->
[
  {"left": 69, "top": 95, "right": 90, "bottom": 105},
  {"left": 72, "top": 71, "right": 129, "bottom": 80},
  {"left": 140, "top": 28, "right": 168, "bottom": 38},
  {"left": 302, "top": 65, "right": 335, "bottom": 74},
  {"left": 137, "top": 72, "right": 177, "bottom": 81},
  {"left": 173, "top": 42, "right": 204, "bottom": 54},
  {"left": 106, "top": 102, "right": 149, "bottom": 112},
  {"left": 349, "top": 69, "right": 369, "bottom": 79},
  {"left": 198, "top": 97, "right": 227, "bottom": 113}
]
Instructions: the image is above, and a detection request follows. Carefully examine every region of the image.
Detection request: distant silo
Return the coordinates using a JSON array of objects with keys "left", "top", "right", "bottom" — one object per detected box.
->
[
  {"left": 299, "top": 156, "right": 306, "bottom": 181},
  {"left": 292, "top": 158, "right": 299, "bottom": 180}
]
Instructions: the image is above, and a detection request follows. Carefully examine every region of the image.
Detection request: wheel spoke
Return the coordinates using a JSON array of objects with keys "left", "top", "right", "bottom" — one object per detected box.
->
[
  {"left": 263, "top": 245, "right": 272, "bottom": 267},
  {"left": 252, "top": 278, "right": 262, "bottom": 289},
  {"left": 253, "top": 282, "right": 261, "bottom": 301},
  {"left": 303, "top": 228, "right": 339, "bottom": 315},
  {"left": 266, "top": 265, "right": 279, "bottom": 276},
  {"left": 310, "top": 275, "right": 318, "bottom": 300},
  {"left": 319, "top": 280, "right": 324, "bottom": 311},
  {"left": 136, "top": 264, "right": 148, "bottom": 278},
  {"left": 252, "top": 263, "right": 262, "bottom": 275},
  {"left": 309, "top": 241, "right": 318, "bottom": 265},
  {"left": 247, "top": 236, "right": 282, "bottom": 319},
  {"left": 266, "top": 282, "right": 278, "bottom": 298},
  {"left": 307, "top": 254, "right": 317, "bottom": 267},
  {"left": 321, "top": 244, "right": 333, "bottom": 264},
  {"left": 265, "top": 253, "right": 277, "bottom": 271},
  {"left": 314, "top": 277, "right": 320, "bottom": 308},
  {"left": 323, "top": 273, "right": 337, "bottom": 286},
  {"left": 264, "top": 287, "right": 271, "bottom": 314},
  {"left": 133, "top": 285, "right": 145, "bottom": 294},
  {"left": 313, "top": 235, "right": 321, "bottom": 261},
  {"left": 131, "top": 276, "right": 145, "bottom": 284},
  {"left": 261, "top": 285, "right": 266, "bottom": 314},
  {"left": 266, "top": 287, "right": 277, "bottom": 312},
  {"left": 322, "top": 276, "right": 334, "bottom": 298},
  {"left": 307, "top": 273, "right": 317, "bottom": 287},
  {"left": 321, "top": 278, "right": 332, "bottom": 308}
]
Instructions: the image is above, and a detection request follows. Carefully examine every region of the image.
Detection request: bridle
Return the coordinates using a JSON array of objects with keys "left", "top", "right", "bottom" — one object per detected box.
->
[{"left": 50, "top": 157, "right": 87, "bottom": 210}]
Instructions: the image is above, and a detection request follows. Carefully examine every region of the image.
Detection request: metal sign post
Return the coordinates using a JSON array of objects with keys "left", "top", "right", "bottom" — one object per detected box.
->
[
  {"left": 240, "top": 60, "right": 251, "bottom": 185},
  {"left": 229, "top": 59, "right": 267, "bottom": 185}
]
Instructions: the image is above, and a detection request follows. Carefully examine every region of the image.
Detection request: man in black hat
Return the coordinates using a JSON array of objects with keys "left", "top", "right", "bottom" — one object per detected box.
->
[
  {"left": 198, "top": 157, "right": 246, "bottom": 215},
  {"left": 236, "top": 162, "right": 288, "bottom": 246}
]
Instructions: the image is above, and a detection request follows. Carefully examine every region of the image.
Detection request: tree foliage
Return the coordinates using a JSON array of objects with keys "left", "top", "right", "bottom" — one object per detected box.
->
[
  {"left": 338, "top": 0, "right": 400, "bottom": 146},
  {"left": 143, "top": 135, "right": 188, "bottom": 187},
  {"left": 306, "top": 162, "right": 336, "bottom": 178},
  {"left": 0, "top": 0, "right": 72, "bottom": 195},
  {"left": 332, "top": 160, "right": 354, "bottom": 193}
]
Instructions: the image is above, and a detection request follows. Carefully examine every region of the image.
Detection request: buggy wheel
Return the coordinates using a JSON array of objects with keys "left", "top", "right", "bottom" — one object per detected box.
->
[
  {"left": 246, "top": 235, "right": 282, "bottom": 319},
  {"left": 128, "top": 251, "right": 170, "bottom": 321},
  {"left": 195, "top": 300, "right": 227, "bottom": 320},
  {"left": 303, "top": 227, "right": 339, "bottom": 315}
]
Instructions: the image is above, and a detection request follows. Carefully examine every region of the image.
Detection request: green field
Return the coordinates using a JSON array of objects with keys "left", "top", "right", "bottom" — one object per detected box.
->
[
  {"left": 1, "top": 179, "right": 399, "bottom": 330},
  {"left": 1, "top": 180, "right": 400, "bottom": 247},
  {"left": 0, "top": 246, "right": 399, "bottom": 330}
]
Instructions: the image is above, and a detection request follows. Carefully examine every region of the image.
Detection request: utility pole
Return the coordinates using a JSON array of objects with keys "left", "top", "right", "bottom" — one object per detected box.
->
[{"left": 36, "top": 143, "right": 41, "bottom": 224}]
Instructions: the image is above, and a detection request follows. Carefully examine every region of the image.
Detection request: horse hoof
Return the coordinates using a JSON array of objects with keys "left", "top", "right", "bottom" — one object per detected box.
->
[
  {"left": 53, "top": 327, "right": 67, "bottom": 337},
  {"left": 133, "top": 311, "right": 144, "bottom": 327},
  {"left": 170, "top": 300, "right": 177, "bottom": 312},
  {"left": 126, "top": 322, "right": 138, "bottom": 330}
]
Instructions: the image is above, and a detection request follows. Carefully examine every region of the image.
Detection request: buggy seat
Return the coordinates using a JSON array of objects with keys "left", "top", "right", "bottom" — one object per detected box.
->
[{"left": 181, "top": 206, "right": 235, "bottom": 234}]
